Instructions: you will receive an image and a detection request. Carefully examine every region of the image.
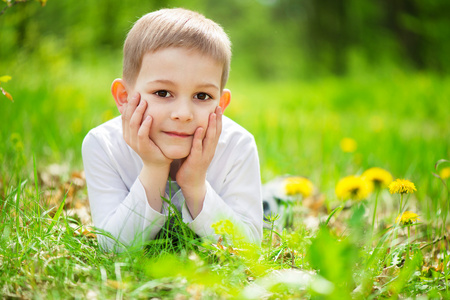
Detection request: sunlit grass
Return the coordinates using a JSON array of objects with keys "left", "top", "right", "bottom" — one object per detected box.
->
[{"left": 2, "top": 171, "right": 448, "bottom": 298}]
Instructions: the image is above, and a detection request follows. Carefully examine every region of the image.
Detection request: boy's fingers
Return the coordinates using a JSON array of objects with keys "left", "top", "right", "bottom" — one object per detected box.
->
[
  {"left": 216, "top": 106, "right": 223, "bottom": 137},
  {"left": 203, "top": 112, "right": 217, "bottom": 149},
  {"left": 122, "top": 103, "right": 128, "bottom": 133},
  {"left": 192, "top": 127, "right": 205, "bottom": 155},
  {"left": 129, "top": 92, "right": 140, "bottom": 107},
  {"left": 122, "top": 93, "right": 140, "bottom": 141},
  {"left": 123, "top": 93, "right": 139, "bottom": 122},
  {"left": 137, "top": 115, "right": 152, "bottom": 145},
  {"left": 129, "top": 100, "right": 147, "bottom": 133}
]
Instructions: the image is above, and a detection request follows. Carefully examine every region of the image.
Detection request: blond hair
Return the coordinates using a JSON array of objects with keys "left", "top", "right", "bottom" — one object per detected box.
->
[{"left": 123, "top": 8, "right": 231, "bottom": 89}]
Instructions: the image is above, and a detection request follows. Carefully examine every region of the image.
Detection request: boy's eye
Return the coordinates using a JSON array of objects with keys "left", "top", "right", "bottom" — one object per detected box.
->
[
  {"left": 195, "top": 93, "right": 212, "bottom": 101},
  {"left": 155, "top": 90, "right": 171, "bottom": 98}
]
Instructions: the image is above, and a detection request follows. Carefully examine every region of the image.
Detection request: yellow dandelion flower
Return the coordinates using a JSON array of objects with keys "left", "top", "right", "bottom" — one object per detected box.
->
[
  {"left": 211, "top": 219, "right": 245, "bottom": 244},
  {"left": 211, "top": 219, "right": 235, "bottom": 236},
  {"left": 395, "top": 211, "right": 420, "bottom": 225},
  {"left": 335, "top": 175, "right": 373, "bottom": 201},
  {"left": 439, "top": 167, "right": 450, "bottom": 180},
  {"left": 362, "top": 167, "right": 393, "bottom": 188},
  {"left": 388, "top": 179, "right": 417, "bottom": 194},
  {"left": 284, "top": 177, "right": 314, "bottom": 198},
  {"left": 340, "top": 137, "right": 357, "bottom": 153}
]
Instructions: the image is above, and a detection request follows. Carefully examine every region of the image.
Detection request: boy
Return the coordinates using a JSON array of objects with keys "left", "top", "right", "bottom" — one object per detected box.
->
[{"left": 82, "top": 8, "right": 262, "bottom": 251}]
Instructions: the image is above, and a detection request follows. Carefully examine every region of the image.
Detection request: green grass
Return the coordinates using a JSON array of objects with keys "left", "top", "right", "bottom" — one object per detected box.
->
[{"left": 1, "top": 53, "right": 449, "bottom": 298}]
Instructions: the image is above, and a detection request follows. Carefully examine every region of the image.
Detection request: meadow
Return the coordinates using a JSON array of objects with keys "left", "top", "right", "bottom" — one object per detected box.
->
[{"left": 1, "top": 48, "right": 450, "bottom": 298}]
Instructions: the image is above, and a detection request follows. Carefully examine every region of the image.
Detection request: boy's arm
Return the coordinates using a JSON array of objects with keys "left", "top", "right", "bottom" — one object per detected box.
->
[
  {"left": 193, "top": 136, "right": 262, "bottom": 244},
  {"left": 82, "top": 132, "right": 168, "bottom": 251},
  {"left": 122, "top": 93, "right": 172, "bottom": 213},
  {"left": 176, "top": 106, "right": 222, "bottom": 218},
  {"left": 177, "top": 114, "right": 263, "bottom": 244},
  {"left": 82, "top": 93, "right": 172, "bottom": 251}
]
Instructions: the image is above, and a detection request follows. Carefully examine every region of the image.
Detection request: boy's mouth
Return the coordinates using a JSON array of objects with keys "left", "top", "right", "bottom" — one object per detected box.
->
[{"left": 164, "top": 131, "right": 192, "bottom": 138}]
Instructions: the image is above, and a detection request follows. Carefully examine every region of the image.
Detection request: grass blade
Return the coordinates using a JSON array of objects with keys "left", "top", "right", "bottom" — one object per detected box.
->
[{"left": 47, "top": 191, "right": 67, "bottom": 234}]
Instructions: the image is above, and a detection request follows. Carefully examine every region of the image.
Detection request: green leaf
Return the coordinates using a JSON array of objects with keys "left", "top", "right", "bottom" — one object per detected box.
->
[
  {"left": 47, "top": 193, "right": 67, "bottom": 233},
  {"left": 325, "top": 205, "right": 343, "bottom": 225},
  {"left": 308, "top": 226, "right": 358, "bottom": 298}
]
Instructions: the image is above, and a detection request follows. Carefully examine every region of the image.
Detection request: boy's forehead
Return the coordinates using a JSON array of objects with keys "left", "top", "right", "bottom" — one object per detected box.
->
[
  {"left": 145, "top": 46, "right": 222, "bottom": 63},
  {"left": 137, "top": 47, "right": 224, "bottom": 87},
  {"left": 141, "top": 47, "right": 223, "bottom": 68}
]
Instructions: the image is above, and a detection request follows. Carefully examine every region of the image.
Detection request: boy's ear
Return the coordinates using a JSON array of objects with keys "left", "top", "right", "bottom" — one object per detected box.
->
[
  {"left": 111, "top": 78, "right": 129, "bottom": 114},
  {"left": 219, "top": 89, "right": 231, "bottom": 112}
]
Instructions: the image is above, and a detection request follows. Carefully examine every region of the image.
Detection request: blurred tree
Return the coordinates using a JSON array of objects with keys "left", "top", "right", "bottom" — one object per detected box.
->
[
  {"left": 382, "top": 0, "right": 424, "bottom": 68},
  {"left": 272, "top": 0, "right": 450, "bottom": 75},
  {"left": 1, "top": 0, "right": 449, "bottom": 79}
]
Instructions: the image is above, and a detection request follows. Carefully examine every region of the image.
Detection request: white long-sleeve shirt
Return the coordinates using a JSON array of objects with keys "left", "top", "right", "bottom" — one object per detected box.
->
[{"left": 82, "top": 115, "right": 263, "bottom": 251}]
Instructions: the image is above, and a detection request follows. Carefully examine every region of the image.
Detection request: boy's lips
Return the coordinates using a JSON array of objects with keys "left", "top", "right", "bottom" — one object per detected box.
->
[{"left": 163, "top": 131, "right": 193, "bottom": 138}]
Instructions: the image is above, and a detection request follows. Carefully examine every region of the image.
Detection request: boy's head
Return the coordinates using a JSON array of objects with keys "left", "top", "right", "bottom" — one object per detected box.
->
[
  {"left": 123, "top": 8, "right": 231, "bottom": 90},
  {"left": 112, "top": 8, "right": 233, "bottom": 160}
]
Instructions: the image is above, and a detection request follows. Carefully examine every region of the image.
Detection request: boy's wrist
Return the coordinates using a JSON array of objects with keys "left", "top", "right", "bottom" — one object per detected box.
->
[
  {"left": 177, "top": 174, "right": 205, "bottom": 192},
  {"left": 180, "top": 183, "right": 207, "bottom": 218},
  {"left": 138, "top": 163, "right": 171, "bottom": 213},
  {"left": 179, "top": 181, "right": 205, "bottom": 194},
  {"left": 141, "top": 162, "right": 170, "bottom": 177},
  {"left": 139, "top": 163, "right": 171, "bottom": 195}
]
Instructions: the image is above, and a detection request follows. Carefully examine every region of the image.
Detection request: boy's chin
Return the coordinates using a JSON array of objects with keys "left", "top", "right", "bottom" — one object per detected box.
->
[{"left": 161, "top": 149, "right": 190, "bottom": 160}]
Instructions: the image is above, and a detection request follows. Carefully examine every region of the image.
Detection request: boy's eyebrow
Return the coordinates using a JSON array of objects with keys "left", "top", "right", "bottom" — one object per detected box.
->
[
  {"left": 196, "top": 83, "right": 220, "bottom": 90},
  {"left": 146, "top": 79, "right": 219, "bottom": 90},
  {"left": 146, "top": 79, "right": 176, "bottom": 86}
]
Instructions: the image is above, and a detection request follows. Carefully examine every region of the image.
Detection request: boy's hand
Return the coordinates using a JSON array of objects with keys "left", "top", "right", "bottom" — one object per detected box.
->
[
  {"left": 122, "top": 93, "right": 172, "bottom": 168},
  {"left": 176, "top": 106, "right": 223, "bottom": 218}
]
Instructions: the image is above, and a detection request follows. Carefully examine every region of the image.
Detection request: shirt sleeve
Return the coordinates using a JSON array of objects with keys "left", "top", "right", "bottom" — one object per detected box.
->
[
  {"left": 82, "top": 132, "right": 167, "bottom": 252},
  {"left": 182, "top": 134, "right": 263, "bottom": 245}
]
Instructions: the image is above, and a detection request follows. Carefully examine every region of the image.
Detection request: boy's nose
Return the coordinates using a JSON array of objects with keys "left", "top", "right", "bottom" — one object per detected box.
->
[{"left": 170, "top": 100, "right": 193, "bottom": 122}]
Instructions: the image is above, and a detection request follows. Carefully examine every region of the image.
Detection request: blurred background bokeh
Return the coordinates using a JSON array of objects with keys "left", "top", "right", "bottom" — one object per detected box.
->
[
  {"left": 3, "top": 0, "right": 450, "bottom": 78},
  {"left": 1, "top": 0, "right": 449, "bottom": 208}
]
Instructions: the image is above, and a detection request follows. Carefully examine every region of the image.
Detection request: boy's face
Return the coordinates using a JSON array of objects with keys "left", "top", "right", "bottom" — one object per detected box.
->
[{"left": 129, "top": 47, "right": 227, "bottom": 160}]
